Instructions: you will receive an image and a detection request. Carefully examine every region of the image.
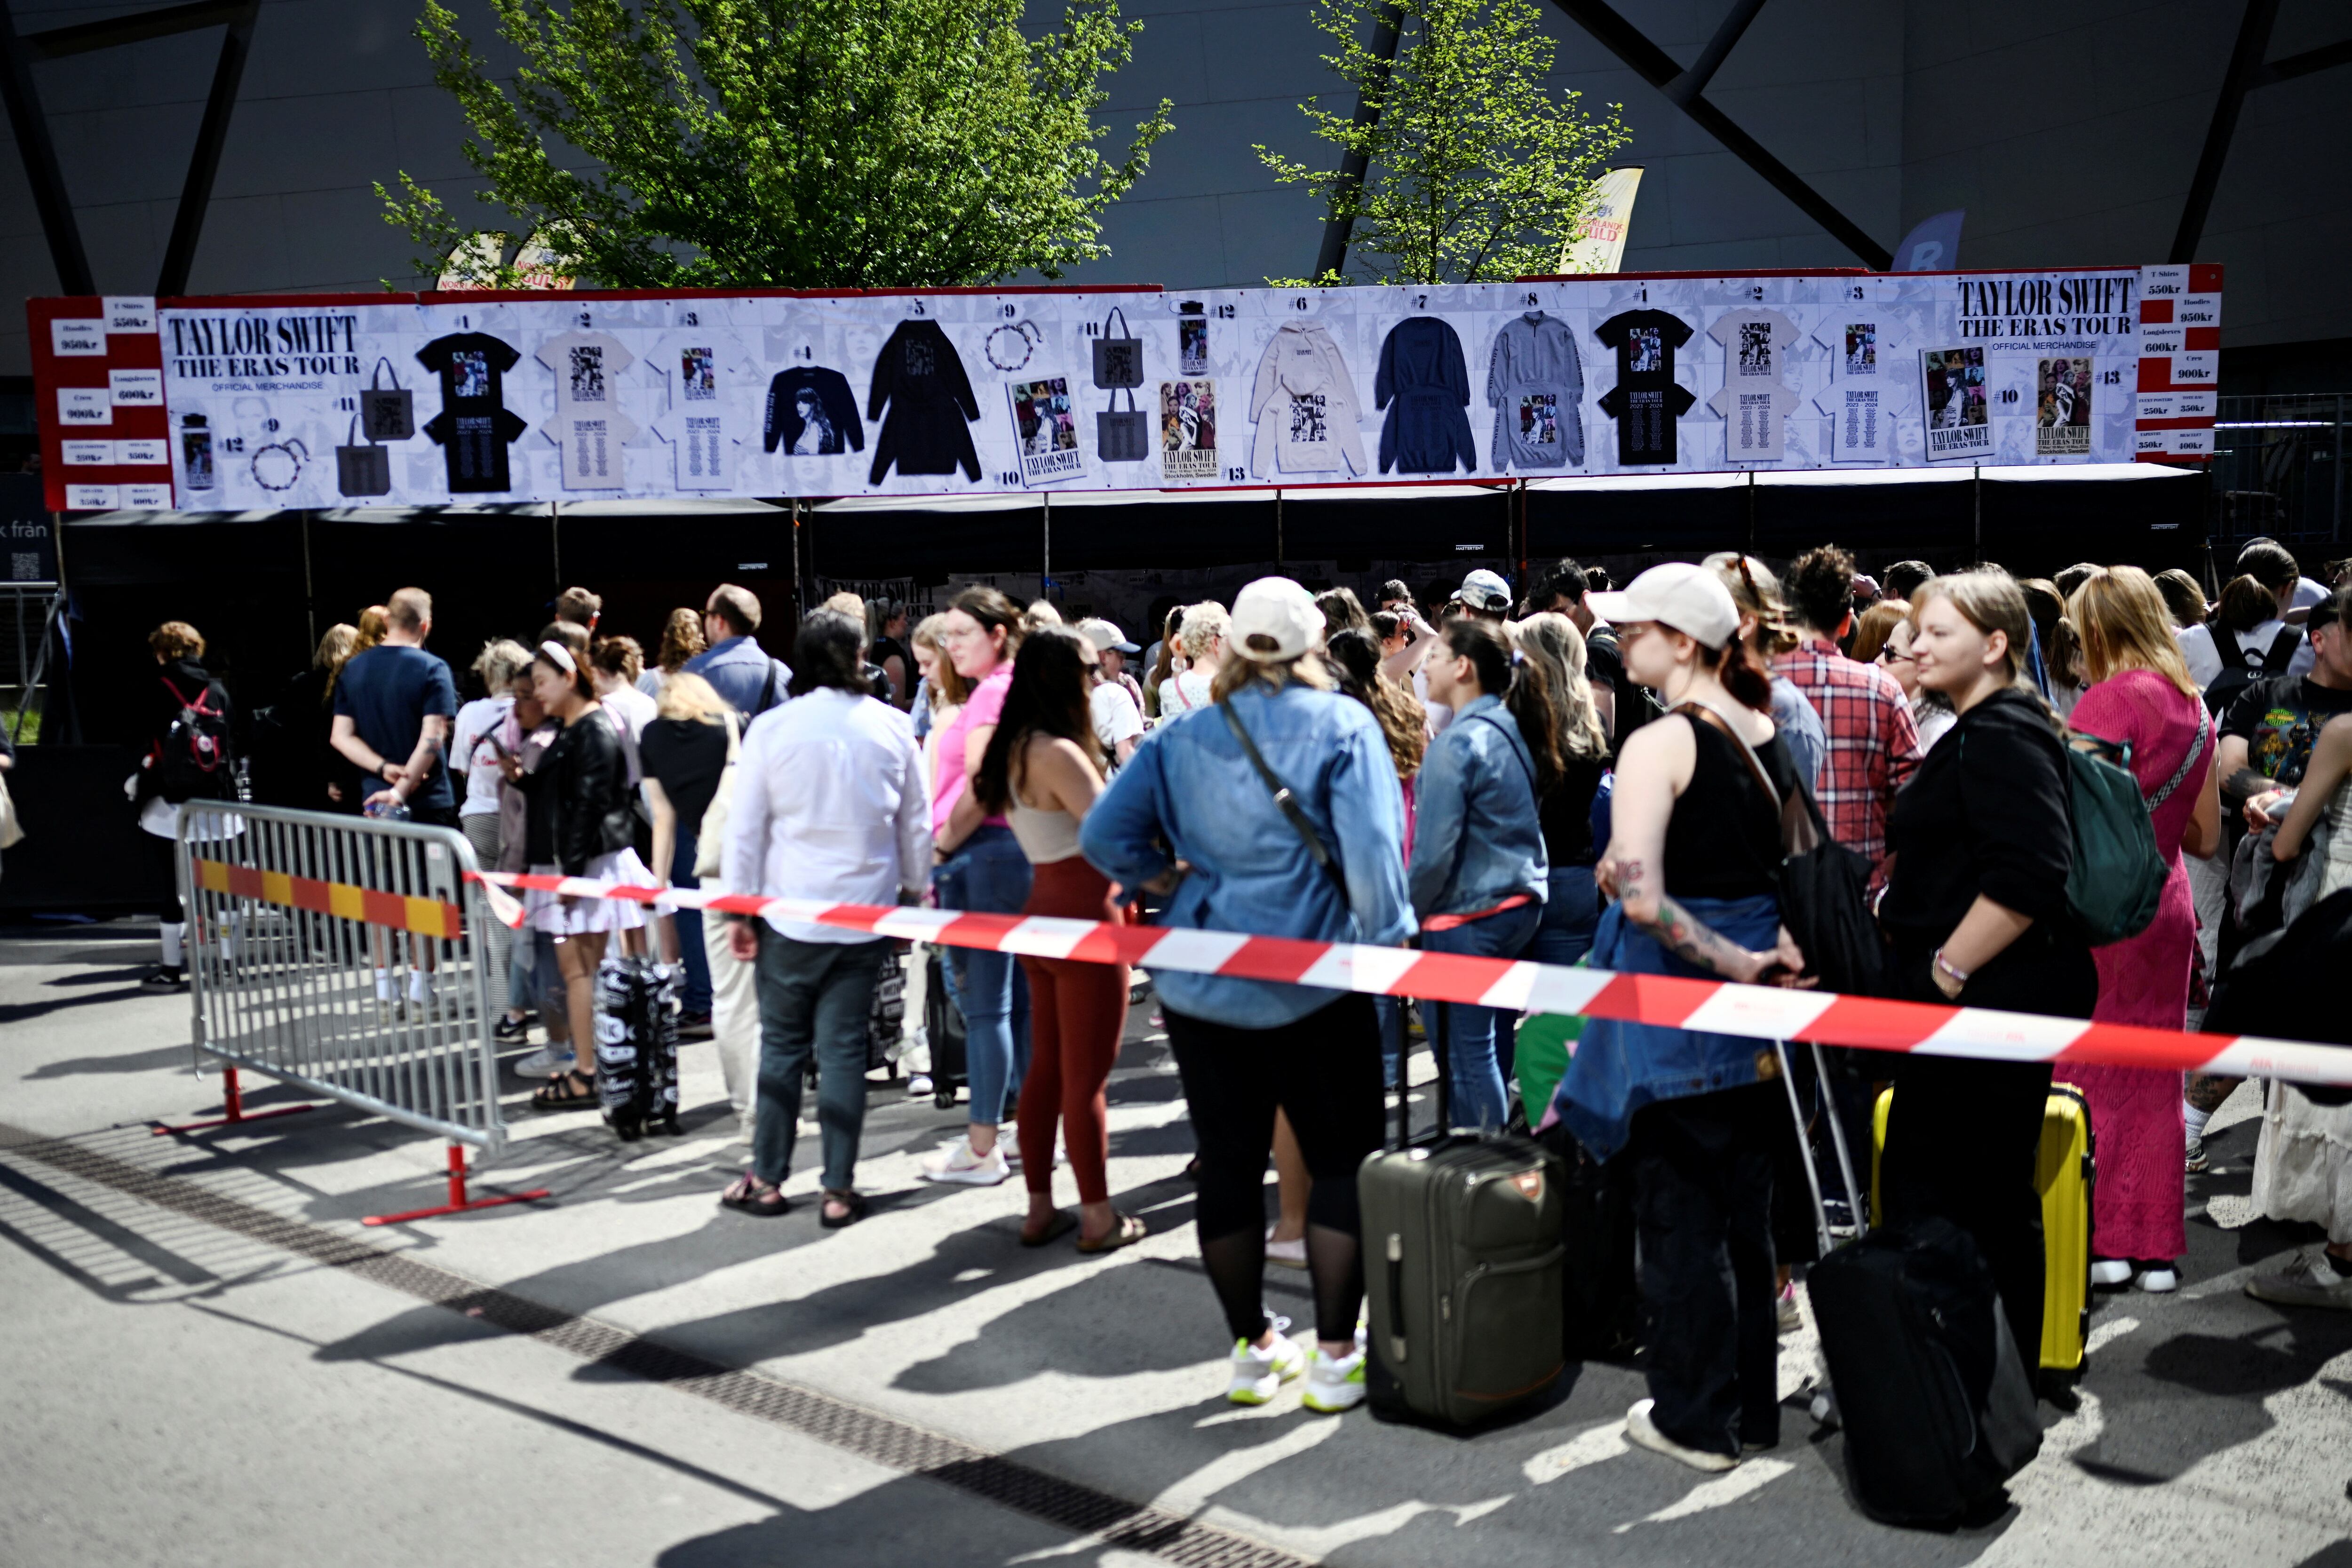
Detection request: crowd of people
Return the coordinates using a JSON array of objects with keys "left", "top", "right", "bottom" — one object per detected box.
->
[{"left": 125, "top": 535, "right": 2352, "bottom": 1465}]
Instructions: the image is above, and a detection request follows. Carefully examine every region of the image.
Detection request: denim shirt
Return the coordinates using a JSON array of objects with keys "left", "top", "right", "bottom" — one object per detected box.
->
[
  {"left": 1554, "top": 892, "right": 1783, "bottom": 1162},
  {"left": 683, "top": 636, "right": 792, "bottom": 719},
  {"left": 1408, "top": 694, "right": 1549, "bottom": 919},
  {"left": 1080, "top": 683, "right": 1414, "bottom": 1028}
]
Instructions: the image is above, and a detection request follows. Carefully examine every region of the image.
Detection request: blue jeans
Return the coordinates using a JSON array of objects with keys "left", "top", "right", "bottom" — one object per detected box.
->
[
  {"left": 937, "top": 825, "right": 1032, "bottom": 1128},
  {"left": 751, "top": 929, "right": 890, "bottom": 1192},
  {"left": 1522, "top": 866, "right": 1600, "bottom": 968},
  {"left": 1422, "top": 900, "right": 1543, "bottom": 1130},
  {"left": 670, "top": 828, "right": 712, "bottom": 1016}
]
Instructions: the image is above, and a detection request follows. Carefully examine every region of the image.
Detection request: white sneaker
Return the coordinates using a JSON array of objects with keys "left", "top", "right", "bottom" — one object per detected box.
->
[
  {"left": 2137, "top": 1266, "right": 2178, "bottom": 1293},
  {"left": 1227, "top": 1325, "right": 1306, "bottom": 1405},
  {"left": 1265, "top": 1226, "right": 1308, "bottom": 1270},
  {"left": 515, "top": 1044, "right": 573, "bottom": 1077},
  {"left": 1300, "top": 1347, "right": 1368, "bottom": 1413},
  {"left": 1625, "top": 1399, "right": 1739, "bottom": 1472},
  {"left": 2090, "top": 1258, "right": 2133, "bottom": 1288},
  {"left": 919, "top": 1140, "right": 1010, "bottom": 1186},
  {"left": 907, "top": 1073, "right": 934, "bottom": 1098},
  {"left": 2247, "top": 1249, "right": 2352, "bottom": 1309}
]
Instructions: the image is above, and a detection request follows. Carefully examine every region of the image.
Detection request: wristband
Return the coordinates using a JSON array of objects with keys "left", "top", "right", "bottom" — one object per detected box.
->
[{"left": 1933, "top": 948, "right": 1971, "bottom": 987}]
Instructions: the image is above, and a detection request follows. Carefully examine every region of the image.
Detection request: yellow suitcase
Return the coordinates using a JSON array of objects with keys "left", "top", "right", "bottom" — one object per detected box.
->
[{"left": 1870, "top": 1084, "right": 2095, "bottom": 1376}]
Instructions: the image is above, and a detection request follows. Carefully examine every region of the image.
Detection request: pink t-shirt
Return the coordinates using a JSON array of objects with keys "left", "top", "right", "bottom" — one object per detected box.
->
[{"left": 932, "top": 665, "right": 1012, "bottom": 836}]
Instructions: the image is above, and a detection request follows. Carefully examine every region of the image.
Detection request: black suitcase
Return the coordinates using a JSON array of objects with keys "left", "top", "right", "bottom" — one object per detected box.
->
[
  {"left": 1778, "top": 1039, "right": 2042, "bottom": 1528},
  {"left": 1360, "top": 999, "right": 1568, "bottom": 1426},
  {"left": 593, "top": 955, "right": 683, "bottom": 1141},
  {"left": 925, "top": 948, "right": 969, "bottom": 1111},
  {"left": 1536, "top": 1119, "right": 1640, "bottom": 1362}
]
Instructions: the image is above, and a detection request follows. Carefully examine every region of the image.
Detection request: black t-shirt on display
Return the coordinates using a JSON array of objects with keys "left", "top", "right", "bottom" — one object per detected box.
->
[
  {"left": 2222, "top": 674, "right": 2352, "bottom": 788},
  {"left": 418, "top": 332, "right": 530, "bottom": 493},
  {"left": 1594, "top": 309, "right": 1697, "bottom": 465},
  {"left": 638, "top": 716, "right": 731, "bottom": 837}
]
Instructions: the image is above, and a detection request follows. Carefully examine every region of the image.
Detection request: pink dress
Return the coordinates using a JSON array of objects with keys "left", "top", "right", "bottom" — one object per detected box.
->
[{"left": 2067, "top": 669, "right": 2210, "bottom": 1262}]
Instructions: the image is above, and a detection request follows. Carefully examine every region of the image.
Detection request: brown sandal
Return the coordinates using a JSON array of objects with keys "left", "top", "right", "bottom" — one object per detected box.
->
[
  {"left": 720, "top": 1172, "right": 789, "bottom": 1217},
  {"left": 1075, "top": 1211, "right": 1146, "bottom": 1254}
]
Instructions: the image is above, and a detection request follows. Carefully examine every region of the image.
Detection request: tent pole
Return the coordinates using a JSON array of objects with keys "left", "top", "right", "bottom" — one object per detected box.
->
[
  {"left": 1275, "top": 489, "right": 1284, "bottom": 573},
  {"left": 790, "top": 497, "right": 803, "bottom": 614},
  {"left": 550, "top": 501, "right": 561, "bottom": 600},
  {"left": 301, "top": 512, "right": 315, "bottom": 652},
  {"left": 1746, "top": 470, "right": 1756, "bottom": 556},
  {"left": 1042, "top": 491, "right": 1052, "bottom": 599},
  {"left": 1971, "top": 465, "right": 1981, "bottom": 561}
]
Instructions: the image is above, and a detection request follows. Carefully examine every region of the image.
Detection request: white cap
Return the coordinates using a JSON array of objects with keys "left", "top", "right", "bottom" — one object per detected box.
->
[
  {"left": 1586, "top": 562, "right": 1741, "bottom": 651},
  {"left": 1075, "top": 617, "right": 1138, "bottom": 655},
  {"left": 1459, "top": 568, "right": 1512, "bottom": 612},
  {"left": 1228, "top": 576, "right": 1324, "bottom": 662}
]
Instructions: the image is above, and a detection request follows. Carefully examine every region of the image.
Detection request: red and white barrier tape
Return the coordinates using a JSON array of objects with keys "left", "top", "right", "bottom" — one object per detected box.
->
[{"left": 469, "top": 870, "right": 2352, "bottom": 1089}]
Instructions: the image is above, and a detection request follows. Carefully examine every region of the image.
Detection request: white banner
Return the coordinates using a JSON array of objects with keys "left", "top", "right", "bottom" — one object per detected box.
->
[{"left": 136, "top": 270, "right": 2153, "bottom": 510}]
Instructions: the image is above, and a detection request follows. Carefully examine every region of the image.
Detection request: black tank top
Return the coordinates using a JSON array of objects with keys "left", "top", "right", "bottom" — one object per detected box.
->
[{"left": 1661, "top": 710, "right": 1793, "bottom": 899}]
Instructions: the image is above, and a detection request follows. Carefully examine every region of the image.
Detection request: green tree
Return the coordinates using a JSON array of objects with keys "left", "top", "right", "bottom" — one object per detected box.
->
[
  {"left": 378, "top": 0, "right": 1174, "bottom": 289},
  {"left": 1257, "top": 0, "right": 1629, "bottom": 286}
]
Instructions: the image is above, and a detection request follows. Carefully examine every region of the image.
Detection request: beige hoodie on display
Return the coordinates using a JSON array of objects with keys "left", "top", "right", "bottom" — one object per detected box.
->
[{"left": 1248, "top": 322, "right": 1367, "bottom": 478}]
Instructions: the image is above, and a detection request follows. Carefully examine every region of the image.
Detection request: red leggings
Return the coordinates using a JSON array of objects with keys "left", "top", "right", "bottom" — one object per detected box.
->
[{"left": 1015, "top": 859, "right": 1129, "bottom": 1203}]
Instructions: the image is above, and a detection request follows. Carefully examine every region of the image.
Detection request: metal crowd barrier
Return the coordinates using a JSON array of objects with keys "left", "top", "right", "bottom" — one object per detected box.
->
[{"left": 172, "top": 801, "right": 548, "bottom": 1225}]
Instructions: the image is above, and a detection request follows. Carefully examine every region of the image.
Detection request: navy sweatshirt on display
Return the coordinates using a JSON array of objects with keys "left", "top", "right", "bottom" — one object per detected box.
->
[{"left": 1374, "top": 317, "right": 1478, "bottom": 475}]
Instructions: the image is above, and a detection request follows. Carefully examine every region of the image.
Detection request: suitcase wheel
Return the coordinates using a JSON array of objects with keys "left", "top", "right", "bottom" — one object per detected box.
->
[{"left": 935, "top": 1087, "right": 958, "bottom": 1111}]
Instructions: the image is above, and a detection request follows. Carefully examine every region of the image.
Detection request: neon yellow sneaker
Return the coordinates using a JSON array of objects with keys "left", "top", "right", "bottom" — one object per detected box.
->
[
  {"left": 1226, "top": 1327, "right": 1306, "bottom": 1404},
  {"left": 1300, "top": 1347, "right": 1367, "bottom": 1413}
]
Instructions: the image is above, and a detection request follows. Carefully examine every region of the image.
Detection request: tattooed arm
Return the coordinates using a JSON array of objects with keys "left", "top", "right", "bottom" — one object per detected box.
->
[{"left": 1597, "top": 712, "right": 1802, "bottom": 985}]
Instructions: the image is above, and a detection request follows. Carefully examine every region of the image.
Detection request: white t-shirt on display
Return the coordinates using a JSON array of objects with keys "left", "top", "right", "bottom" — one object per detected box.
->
[{"left": 647, "top": 329, "right": 760, "bottom": 491}]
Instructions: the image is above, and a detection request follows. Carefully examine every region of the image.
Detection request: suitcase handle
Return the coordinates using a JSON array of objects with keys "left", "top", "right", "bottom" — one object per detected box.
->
[
  {"left": 1774, "top": 1039, "right": 1865, "bottom": 1257},
  {"left": 1389, "top": 995, "right": 1454, "bottom": 1150},
  {"left": 1385, "top": 1232, "right": 1408, "bottom": 1362}
]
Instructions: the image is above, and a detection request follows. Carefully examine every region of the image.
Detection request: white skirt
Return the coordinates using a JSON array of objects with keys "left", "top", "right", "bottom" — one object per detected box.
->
[
  {"left": 527, "top": 851, "right": 654, "bottom": 936},
  {"left": 2252, "top": 1078, "right": 2352, "bottom": 1246}
]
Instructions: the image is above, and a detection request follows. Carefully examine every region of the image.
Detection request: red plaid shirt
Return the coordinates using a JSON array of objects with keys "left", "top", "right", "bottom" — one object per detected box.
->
[{"left": 1772, "top": 637, "right": 1922, "bottom": 868}]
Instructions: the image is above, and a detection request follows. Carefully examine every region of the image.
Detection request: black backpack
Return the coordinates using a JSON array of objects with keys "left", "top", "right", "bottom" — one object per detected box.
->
[
  {"left": 155, "top": 674, "right": 235, "bottom": 804},
  {"left": 2203, "top": 624, "right": 2301, "bottom": 717}
]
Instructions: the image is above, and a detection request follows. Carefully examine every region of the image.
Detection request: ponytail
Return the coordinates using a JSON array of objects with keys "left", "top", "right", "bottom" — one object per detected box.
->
[{"left": 1702, "top": 636, "right": 1774, "bottom": 713}]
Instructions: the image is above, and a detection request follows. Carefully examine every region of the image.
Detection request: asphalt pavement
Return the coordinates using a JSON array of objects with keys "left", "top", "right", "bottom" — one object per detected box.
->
[{"left": 2, "top": 917, "right": 2348, "bottom": 1568}]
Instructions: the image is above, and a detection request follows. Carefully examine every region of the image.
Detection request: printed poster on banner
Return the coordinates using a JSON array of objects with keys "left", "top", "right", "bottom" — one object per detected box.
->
[
  {"left": 1921, "top": 346, "right": 1990, "bottom": 460},
  {"left": 1007, "top": 378, "right": 1083, "bottom": 487},
  {"left": 2037, "top": 356, "right": 2092, "bottom": 456},
  {"left": 1160, "top": 379, "right": 1217, "bottom": 481}
]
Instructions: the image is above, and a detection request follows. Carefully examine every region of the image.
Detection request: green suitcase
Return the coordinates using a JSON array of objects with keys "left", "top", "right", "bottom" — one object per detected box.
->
[{"left": 1361, "top": 1001, "right": 1568, "bottom": 1426}]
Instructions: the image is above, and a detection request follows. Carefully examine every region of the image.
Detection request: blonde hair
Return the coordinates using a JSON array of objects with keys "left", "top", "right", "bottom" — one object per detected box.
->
[
  {"left": 1704, "top": 552, "right": 1802, "bottom": 657},
  {"left": 822, "top": 590, "right": 866, "bottom": 621},
  {"left": 1210, "top": 648, "right": 1332, "bottom": 704},
  {"left": 2067, "top": 565, "right": 2198, "bottom": 700},
  {"left": 472, "top": 637, "right": 532, "bottom": 691},
  {"left": 1913, "top": 570, "right": 2060, "bottom": 731},
  {"left": 314, "top": 622, "right": 358, "bottom": 672},
  {"left": 149, "top": 620, "right": 205, "bottom": 660},
  {"left": 910, "top": 613, "right": 967, "bottom": 709},
  {"left": 655, "top": 606, "right": 705, "bottom": 672},
  {"left": 654, "top": 671, "right": 727, "bottom": 724},
  {"left": 1512, "top": 612, "right": 1607, "bottom": 761},
  {"left": 1178, "top": 600, "right": 1229, "bottom": 662}
]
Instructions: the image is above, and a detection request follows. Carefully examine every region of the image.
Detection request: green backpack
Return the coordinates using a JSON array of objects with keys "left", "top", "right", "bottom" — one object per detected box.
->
[{"left": 2063, "top": 705, "right": 2206, "bottom": 946}]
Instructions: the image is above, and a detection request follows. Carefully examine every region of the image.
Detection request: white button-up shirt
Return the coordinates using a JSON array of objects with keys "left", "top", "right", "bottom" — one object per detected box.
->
[{"left": 723, "top": 687, "right": 932, "bottom": 942}]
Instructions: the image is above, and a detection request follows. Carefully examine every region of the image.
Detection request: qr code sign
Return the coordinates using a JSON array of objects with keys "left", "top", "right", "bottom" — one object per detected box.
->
[{"left": 10, "top": 553, "right": 36, "bottom": 581}]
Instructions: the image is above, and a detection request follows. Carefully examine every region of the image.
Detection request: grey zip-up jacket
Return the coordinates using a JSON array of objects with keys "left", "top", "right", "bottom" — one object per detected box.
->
[{"left": 1486, "top": 311, "right": 1585, "bottom": 470}]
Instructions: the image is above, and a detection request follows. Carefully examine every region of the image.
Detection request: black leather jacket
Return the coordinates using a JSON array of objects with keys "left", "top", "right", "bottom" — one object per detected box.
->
[{"left": 520, "top": 711, "right": 636, "bottom": 875}]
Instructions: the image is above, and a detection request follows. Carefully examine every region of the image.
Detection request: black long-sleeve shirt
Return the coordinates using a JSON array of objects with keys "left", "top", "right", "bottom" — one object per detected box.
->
[
  {"left": 1879, "top": 685, "right": 2095, "bottom": 1013},
  {"left": 764, "top": 366, "right": 865, "bottom": 455},
  {"left": 866, "top": 319, "right": 980, "bottom": 485}
]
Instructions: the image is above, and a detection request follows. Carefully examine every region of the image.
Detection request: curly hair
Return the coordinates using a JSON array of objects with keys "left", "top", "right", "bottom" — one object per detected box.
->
[
  {"left": 1324, "top": 628, "right": 1426, "bottom": 781},
  {"left": 1786, "top": 544, "right": 1857, "bottom": 635}
]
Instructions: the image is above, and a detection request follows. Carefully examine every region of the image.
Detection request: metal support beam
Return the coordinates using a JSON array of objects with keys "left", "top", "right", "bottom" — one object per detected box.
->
[
  {"left": 0, "top": 0, "right": 260, "bottom": 298},
  {"left": 2170, "top": 0, "right": 2279, "bottom": 264},
  {"left": 1311, "top": 2, "right": 1405, "bottom": 284},
  {"left": 2247, "top": 35, "right": 2352, "bottom": 90},
  {"left": 1665, "top": 0, "right": 1768, "bottom": 108},
  {"left": 1544, "top": 0, "right": 1891, "bottom": 270},
  {"left": 156, "top": 0, "right": 258, "bottom": 295},
  {"left": 0, "top": 8, "right": 94, "bottom": 294}
]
